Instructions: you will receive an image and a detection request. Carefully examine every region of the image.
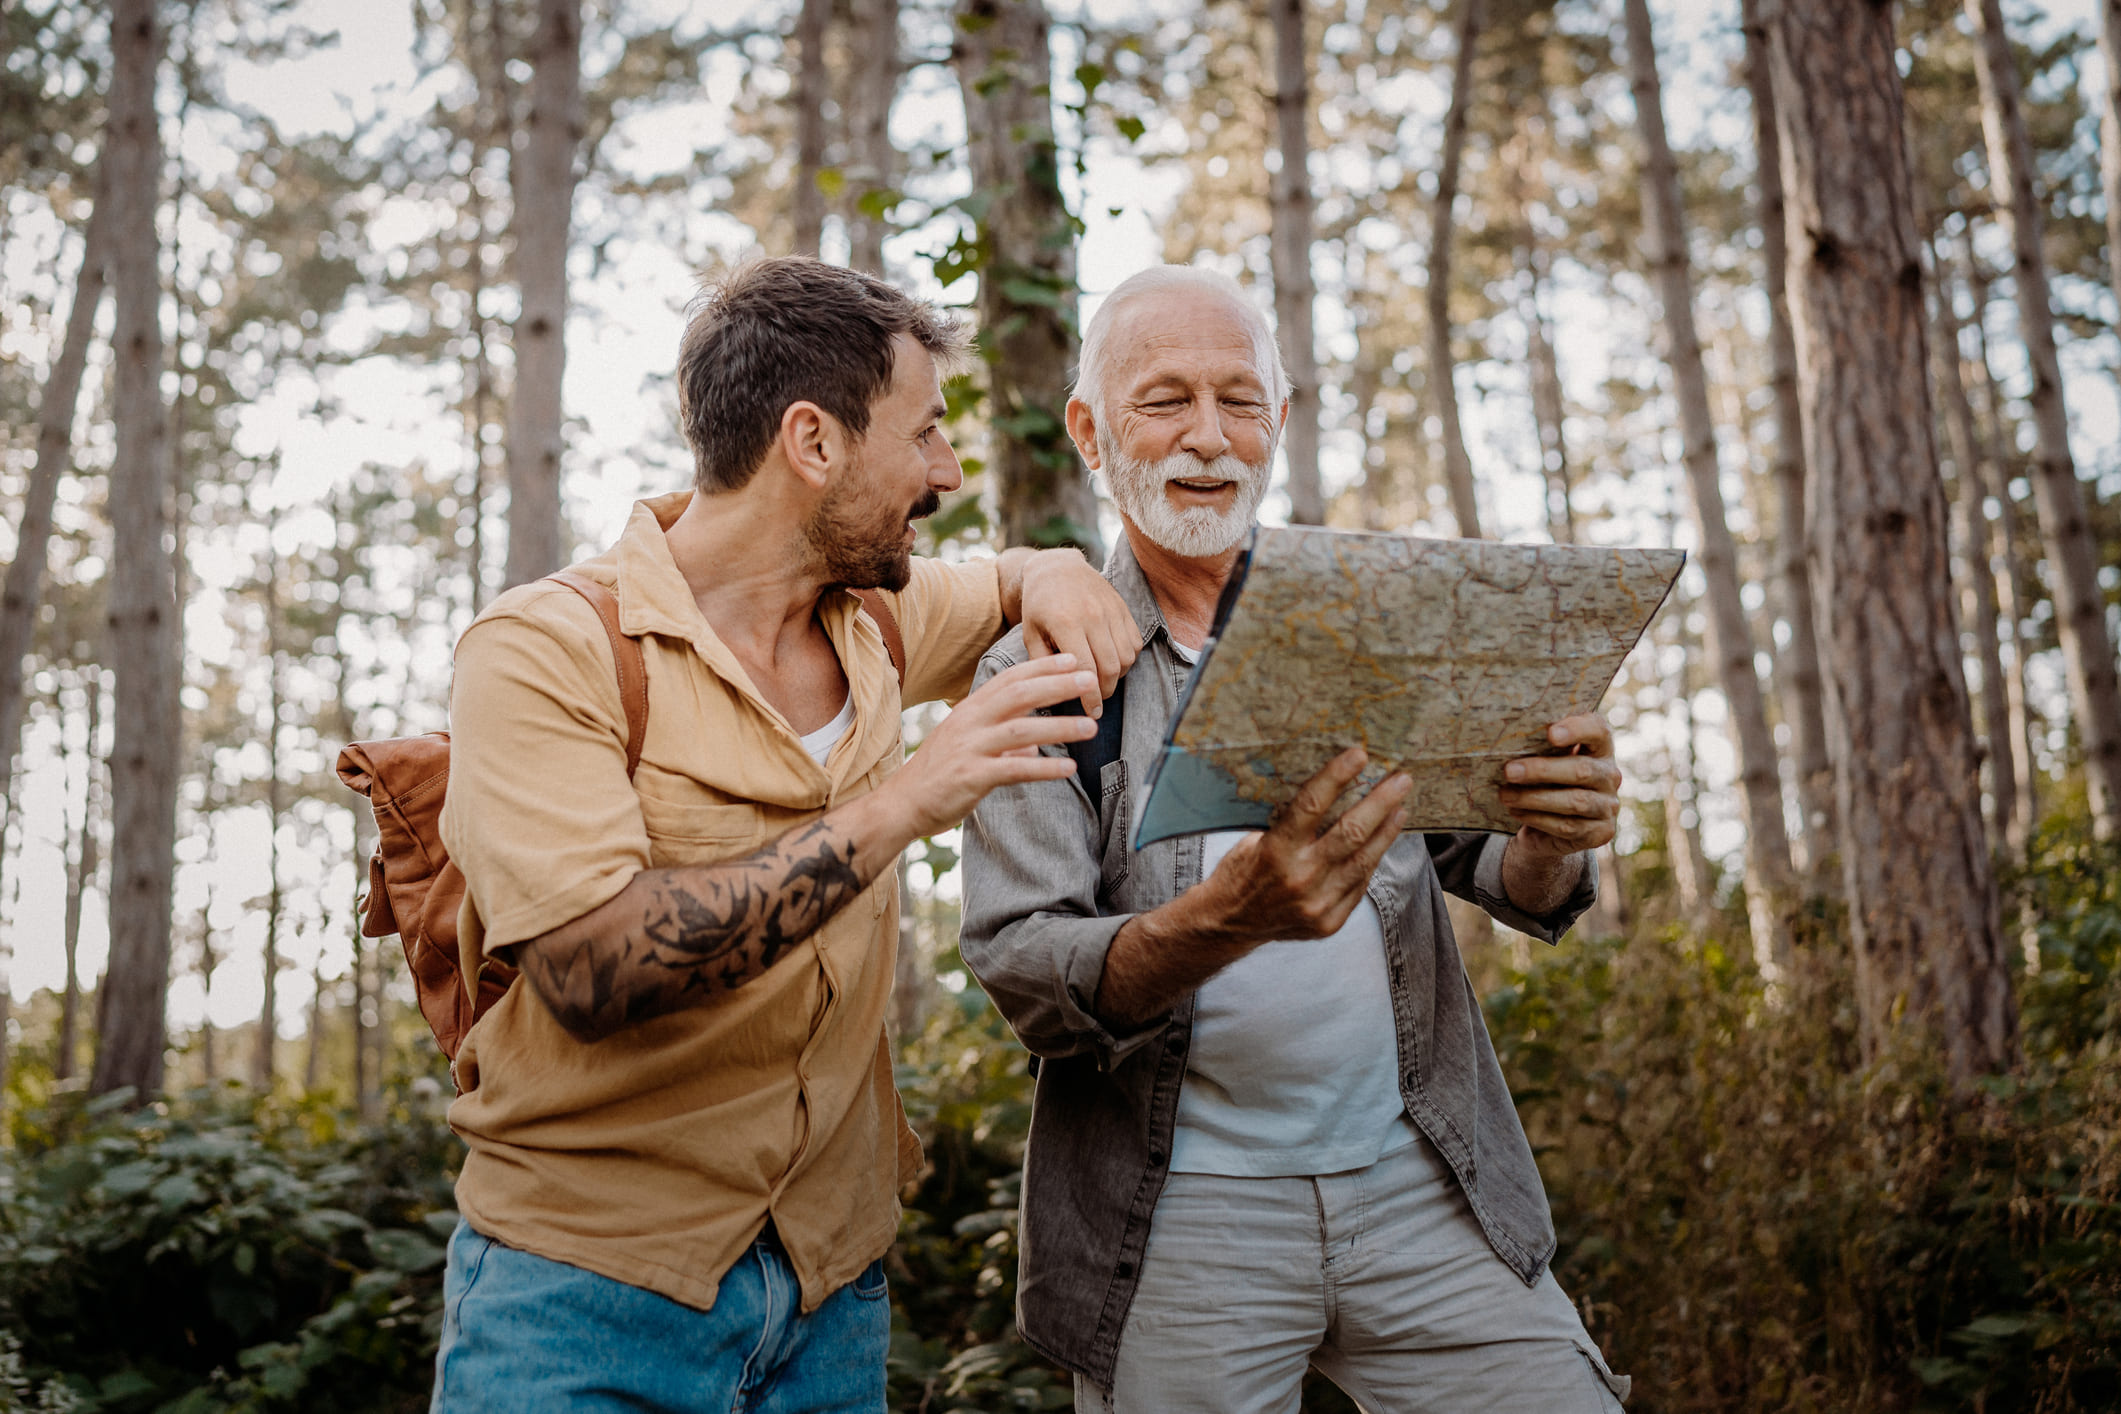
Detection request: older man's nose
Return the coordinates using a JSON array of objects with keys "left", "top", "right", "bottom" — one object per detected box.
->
[{"left": 1179, "top": 393, "right": 1230, "bottom": 460}]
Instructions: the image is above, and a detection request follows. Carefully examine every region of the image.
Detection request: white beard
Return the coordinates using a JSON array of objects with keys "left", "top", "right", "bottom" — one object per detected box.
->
[{"left": 1099, "top": 438, "right": 1271, "bottom": 559}]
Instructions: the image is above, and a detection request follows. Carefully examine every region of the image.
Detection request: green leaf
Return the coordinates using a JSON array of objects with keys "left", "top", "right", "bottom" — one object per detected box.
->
[
  {"left": 814, "top": 166, "right": 846, "bottom": 198},
  {"left": 1073, "top": 61, "right": 1104, "bottom": 99},
  {"left": 99, "top": 1369, "right": 160, "bottom": 1398},
  {"left": 424, "top": 1209, "right": 463, "bottom": 1240},
  {"left": 152, "top": 1172, "right": 203, "bottom": 1212},
  {"left": 1115, "top": 115, "right": 1146, "bottom": 143},
  {"left": 366, "top": 1227, "right": 446, "bottom": 1273},
  {"left": 234, "top": 1241, "right": 257, "bottom": 1276},
  {"left": 101, "top": 1160, "right": 159, "bottom": 1196}
]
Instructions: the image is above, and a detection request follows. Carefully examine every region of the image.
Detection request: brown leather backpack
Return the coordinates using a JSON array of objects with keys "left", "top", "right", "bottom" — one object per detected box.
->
[{"left": 336, "top": 570, "right": 908, "bottom": 1064}]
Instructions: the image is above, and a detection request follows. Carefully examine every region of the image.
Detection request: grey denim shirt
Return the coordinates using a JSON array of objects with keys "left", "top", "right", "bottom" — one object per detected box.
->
[{"left": 958, "top": 536, "right": 1598, "bottom": 1388}]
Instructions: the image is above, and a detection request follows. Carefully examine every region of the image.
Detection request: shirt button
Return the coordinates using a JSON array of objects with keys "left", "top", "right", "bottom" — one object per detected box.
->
[
  {"left": 1147, "top": 1151, "right": 1166, "bottom": 1167},
  {"left": 1115, "top": 1261, "right": 1134, "bottom": 1279},
  {"left": 1403, "top": 1068, "right": 1418, "bottom": 1088}
]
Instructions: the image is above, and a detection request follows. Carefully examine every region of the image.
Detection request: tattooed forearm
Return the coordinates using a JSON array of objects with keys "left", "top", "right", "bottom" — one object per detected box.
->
[{"left": 514, "top": 821, "right": 873, "bottom": 1042}]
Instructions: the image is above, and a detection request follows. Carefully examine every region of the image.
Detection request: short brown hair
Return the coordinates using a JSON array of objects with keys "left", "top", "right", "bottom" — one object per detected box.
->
[{"left": 677, "top": 257, "right": 970, "bottom": 494}]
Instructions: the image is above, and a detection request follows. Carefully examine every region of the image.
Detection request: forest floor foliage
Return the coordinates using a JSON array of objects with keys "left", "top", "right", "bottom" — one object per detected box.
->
[{"left": 0, "top": 823, "right": 2114, "bottom": 1413}]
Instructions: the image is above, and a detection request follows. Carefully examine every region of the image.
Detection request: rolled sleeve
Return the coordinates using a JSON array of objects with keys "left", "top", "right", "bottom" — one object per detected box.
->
[
  {"left": 1427, "top": 831, "right": 1597, "bottom": 945},
  {"left": 957, "top": 663, "right": 1165, "bottom": 1069},
  {"left": 438, "top": 600, "right": 651, "bottom": 954},
  {"left": 882, "top": 556, "right": 1004, "bottom": 706}
]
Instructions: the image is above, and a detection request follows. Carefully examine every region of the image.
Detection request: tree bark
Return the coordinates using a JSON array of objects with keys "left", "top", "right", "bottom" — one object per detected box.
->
[
  {"left": 847, "top": 0, "right": 901, "bottom": 275},
  {"left": 1966, "top": 0, "right": 2121, "bottom": 840},
  {"left": 952, "top": 0, "right": 1101, "bottom": 556},
  {"left": 1965, "top": 258, "right": 2041, "bottom": 849},
  {"left": 502, "top": 0, "right": 582, "bottom": 589},
  {"left": 197, "top": 908, "right": 218, "bottom": 1083},
  {"left": 58, "top": 670, "right": 104, "bottom": 1082},
  {"left": 1512, "top": 153, "right": 1574, "bottom": 544},
  {"left": 1427, "top": 0, "right": 1484, "bottom": 539},
  {"left": 1740, "top": 0, "right": 1835, "bottom": 870},
  {"left": 792, "top": 0, "right": 829, "bottom": 257},
  {"left": 1269, "top": 0, "right": 1323, "bottom": 526},
  {"left": 1927, "top": 259, "right": 2019, "bottom": 849},
  {"left": 2098, "top": 0, "right": 2121, "bottom": 334},
  {"left": 1623, "top": 0, "right": 1797, "bottom": 978},
  {"left": 253, "top": 556, "right": 283, "bottom": 1092},
  {"left": 0, "top": 185, "right": 106, "bottom": 819},
  {"left": 91, "top": 0, "right": 181, "bottom": 1101},
  {"left": 1768, "top": 0, "right": 2016, "bottom": 1083}
]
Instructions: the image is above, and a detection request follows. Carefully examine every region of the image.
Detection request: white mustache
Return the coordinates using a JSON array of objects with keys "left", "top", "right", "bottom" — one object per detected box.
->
[{"left": 1151, "top": 453, "right": 1266, "bottom": 488}]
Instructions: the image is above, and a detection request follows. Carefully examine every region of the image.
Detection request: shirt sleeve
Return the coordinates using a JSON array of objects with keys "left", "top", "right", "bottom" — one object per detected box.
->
[
  {"left": 1425, "top": 831, "right": 1598, "bottom": 944},
  {"left": 439, "top": 597, "right": 652, "bottom": 955},
  {"left": 880, "top": 555, "right": 1004, "bottom": 706},
  {"left": 958, "top": 648, "right": 1168, "bottom": 1068}
]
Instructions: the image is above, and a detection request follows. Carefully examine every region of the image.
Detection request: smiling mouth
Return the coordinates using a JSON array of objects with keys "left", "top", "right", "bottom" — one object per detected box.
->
[{"left": 1168, "top": 478, "right": 1235, "bottom": 494}]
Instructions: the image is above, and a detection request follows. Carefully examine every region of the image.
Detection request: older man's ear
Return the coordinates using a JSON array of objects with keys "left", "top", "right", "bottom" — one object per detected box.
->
[{"left": 1064, "top": 397, "right": 1102, "bottom": 470}]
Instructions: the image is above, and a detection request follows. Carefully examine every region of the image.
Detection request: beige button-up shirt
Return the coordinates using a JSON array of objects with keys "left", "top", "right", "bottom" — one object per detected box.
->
[{"left": 440, "top": 492, "right": 1003, "bottom": 1312}]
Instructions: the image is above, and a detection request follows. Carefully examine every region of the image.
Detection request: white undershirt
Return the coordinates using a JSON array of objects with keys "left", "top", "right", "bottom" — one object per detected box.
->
[
  {"left": 797, "top": 694, "right": 856, "bottom": 767},
  {"left": 1167, "top": 637, "right": 1420, "bottom": 1177}
]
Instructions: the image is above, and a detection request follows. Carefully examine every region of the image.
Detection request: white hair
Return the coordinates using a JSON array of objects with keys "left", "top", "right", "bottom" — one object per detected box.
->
[{"left": 1073, "top": 265, "right": 1290, "bottom": 419}]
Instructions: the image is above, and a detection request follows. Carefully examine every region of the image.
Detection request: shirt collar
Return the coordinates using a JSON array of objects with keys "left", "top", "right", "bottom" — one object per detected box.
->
[
  {"left": 1101, "top": 532, "right": 1171, "bottom": 653},
  {"left": 612, "top": 491, "right": 712, "bottom": 643}
]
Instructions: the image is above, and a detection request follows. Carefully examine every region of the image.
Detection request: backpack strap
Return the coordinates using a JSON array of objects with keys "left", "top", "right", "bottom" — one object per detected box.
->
[
  {"left": 851, "top": 588, "right": 907, "bottom": 687},
  {"left": 549, "top": 570, "right": 648, "bottom": 778},
  {"left": 1055, "top": 668, "right": 1128, "bottom": 790}
]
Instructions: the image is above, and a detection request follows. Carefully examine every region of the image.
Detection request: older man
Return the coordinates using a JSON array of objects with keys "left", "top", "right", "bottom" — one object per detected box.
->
[{"left": 960, "top": 266, "right": 1631, "bottom": 1413}]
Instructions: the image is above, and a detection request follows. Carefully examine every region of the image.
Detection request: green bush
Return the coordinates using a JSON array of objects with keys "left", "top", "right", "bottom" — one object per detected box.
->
[
  {"left": 1505, "top": 827, "right": 2121, "bottom": 1413},
  {"left": 0, "top": 1085, "right": 457, "bottom": 1412}
]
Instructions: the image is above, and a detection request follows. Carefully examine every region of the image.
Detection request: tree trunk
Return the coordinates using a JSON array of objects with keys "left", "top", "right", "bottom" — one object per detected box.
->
[
  {"left": 891, "top": 855, "right": 925, "bottom": 1041},
  {"left": 2098, "top": 0, "right": 2121, "bottom": 333},
  {"left": 1427, "top": 0, "right": 1484, "bottom": 539},
  {"left": 1513, "top": 173, "right": 1574, "bottom": 544},
  {"left": 58, "top": 670, "right": 104, "bottom": 1082},
  {"left": 1623, "top": 0, "right": 1796, "bottom": 978},
  {"left": 0, "top": 791, "right": 16, "bottom": 1112},
  {"left": 253, "top": 556, "right": 283, "bottom": 1092},
  {"left": 1269, "top": 0, "right": 1323, "bottom": 526},
  {"left": 792, "top": 0, "right": 829, "bottom": 257},
  {"left": 1740, "top": 0, "right": 1835, "bottom": 870},
  {"left": 0, "top": 185, "right": 106, "bottom": 818},
  {"left": 197, "top": 908, "right": 218, "bottom": 1083},
  {"left": 1927, "top": 259, "right": 2019, "bottom": 849},
  {"left": 502, "top": 0, "right": 582, "bottom": 589},
  {"left": 1964, "top": 260, "right": 2042, "bottom": 849},
  {"left": 1966, "top": 0, "right": 2121, "bottom": 840},
  {"left": 1768, "top": 0, "right": 2016, "bottom": 1083},
  {"left": 91, "top": 0, "right": 181, "bottom": 1102},
  {"left": 952, "top": 0, "right": 1101, "bottom": 556},
  {"left": 847, "top": 0, "right": 901, "bottom": 275},
  {"left": 304, "top": 961, "right": 325, "bottom": 1092}
]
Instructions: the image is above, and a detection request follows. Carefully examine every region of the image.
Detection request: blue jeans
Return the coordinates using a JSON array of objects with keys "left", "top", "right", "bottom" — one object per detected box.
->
[{"left": 431, "top": 1220, "right": 890, "bottom": 1413}]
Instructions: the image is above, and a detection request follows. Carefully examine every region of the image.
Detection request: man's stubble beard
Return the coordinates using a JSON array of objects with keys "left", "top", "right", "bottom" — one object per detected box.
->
[
  {"left": 804, "top": 452, "right": 940, "bottom": 594},
  {"left": 1098, "top": 431, "right": 1272, "bottom": 559}
]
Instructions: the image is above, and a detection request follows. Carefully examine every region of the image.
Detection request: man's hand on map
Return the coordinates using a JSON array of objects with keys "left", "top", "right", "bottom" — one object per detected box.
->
[{"left": 1499, "top": 713, "right": 1622, "bottom": 862}]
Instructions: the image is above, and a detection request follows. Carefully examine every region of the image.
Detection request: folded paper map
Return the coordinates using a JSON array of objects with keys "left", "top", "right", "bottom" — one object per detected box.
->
[{"left": 1133, "top": 527, "right": 1686, "bottom": 849}]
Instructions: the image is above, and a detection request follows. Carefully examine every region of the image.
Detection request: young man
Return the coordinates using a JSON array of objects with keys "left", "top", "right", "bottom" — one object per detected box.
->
[
  {"left": 431, "top": 257, "right": 1138, "bottom": 1412},
  {"left": 961, "top": 265, "right": 1632, "bottom": 1412}
]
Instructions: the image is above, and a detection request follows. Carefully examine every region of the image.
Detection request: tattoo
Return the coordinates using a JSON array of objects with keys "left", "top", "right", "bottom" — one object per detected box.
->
[{"left": 517, "top": 821, "right": 871, "bottom": 1042}]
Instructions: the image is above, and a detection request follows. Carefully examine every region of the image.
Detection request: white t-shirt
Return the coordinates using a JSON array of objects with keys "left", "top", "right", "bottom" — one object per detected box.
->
[
  {"left": 798, "top": 694, "right": 856, "bottom": 767},
  {"left": 1166, "top": 639, "right": 1419, "bottom": 1177}
]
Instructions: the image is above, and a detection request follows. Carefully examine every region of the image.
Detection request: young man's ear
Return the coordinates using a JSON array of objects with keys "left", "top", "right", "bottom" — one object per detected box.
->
[{"left": 776, "top": 400, "right": 848, "bottom": 493}]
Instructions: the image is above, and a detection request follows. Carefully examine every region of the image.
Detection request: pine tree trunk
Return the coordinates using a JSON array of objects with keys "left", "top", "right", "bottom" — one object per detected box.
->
[
  {"left": 91, "top": 0, "right": 181, "bottom": 1101},
  {"left": 1965, "top": 258, "right": 2043, "bottom": 848},
  {"left": 792, "top": 0, "right": 829, "bottom": 257},
  {"left": 304, "top": 961, "right": 325, "bottom": 1092},
  {"left": 1427, "top": 0, "right": 1484, "bottom": 539},
  {"left": 1740, "top": 0, "right": 1835, "bottom": 870},
  {"left": 0, "top": 186, "right": 106, "bottom": 818},
  {"left": 1768, "top": 0, "right": 2016, "bottom": 1083},
  {"left": 1966, "top": 0, "right": 2121, "bottom": 839},
  {"left": 197, "top": 911, "right": 218, "bottom": 1084},
  {"left": 846, "top": 0, "right": 901, "bottom": 274},
  {"left": 952, "top": 0, "right": 1101, "bottom": 555},
  {"left": 1514, "top": 183, "right": 1574, "bottom": 544},
  {"left": 1269, "top": 0, "right": 1323, "bottom": 526},
  {"left": 1624, "top": 0, "right": 1796, "bottom": 977},
  {"left": 2098, "top": 0, "right": 2121, "bottom": 331},
  {"left": 502, "top": 0, "right": 581, "bottom": 588},
  {"left": 891, "top": 855, "right": 925, "bottom": 1041},
  {"left": 58, "top": 671, "right": 104, "bottom": 1083},
  {"left": 1928, "top": 262, "right": 2019, "bottom": 849},
  {"left": 254, "top": 559, "right": 283, "bottom": 1092}
]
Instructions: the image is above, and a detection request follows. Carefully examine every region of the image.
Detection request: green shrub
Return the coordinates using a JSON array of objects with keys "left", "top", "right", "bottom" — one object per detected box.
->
[
  {"left": 1504, "top": 828, "right": 2121, "bottom": 1413},
  {"left": 0, "top": 1084, "right": 458, "bottom": 1412}
]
